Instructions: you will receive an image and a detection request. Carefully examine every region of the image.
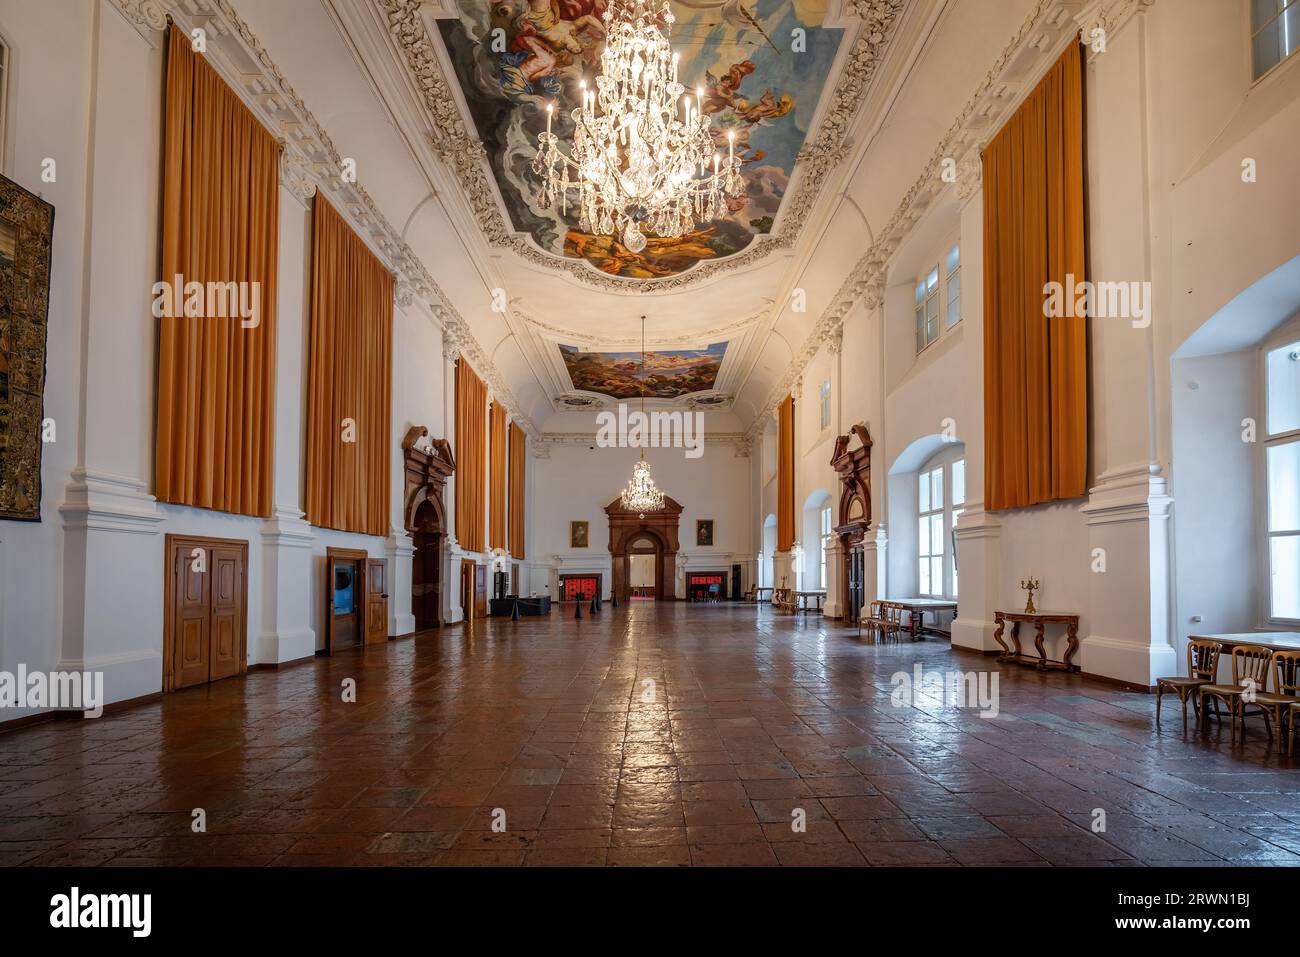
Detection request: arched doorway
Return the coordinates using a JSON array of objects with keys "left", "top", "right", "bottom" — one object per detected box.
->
[
  {"left": 626, "top": 531, "right": 663, "bottom": 600},
  {"left": 605, "top": 496, "right": 683, "bottom": 602},
  {"left": 402, "top": 426, "right": 455, "bottom": 630}
]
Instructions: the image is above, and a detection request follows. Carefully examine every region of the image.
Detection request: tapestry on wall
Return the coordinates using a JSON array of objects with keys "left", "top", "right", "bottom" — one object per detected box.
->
[{"left": 0, "top": 174, "right": 54, "bottom": 521}]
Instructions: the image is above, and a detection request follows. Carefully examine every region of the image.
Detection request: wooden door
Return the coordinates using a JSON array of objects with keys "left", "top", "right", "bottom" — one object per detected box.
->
[
  {"left": 461, "top": 558, "right": 476, "bottom": 621},
  {"left": 365, "top": 558, "right": 389, "bottom": 644},
  {"left": 173, "top": 545, "right": 210, "bottom": 690},
  {"left": 474, "top": 564, "right": 488, "bottom": 618},
  {"left": 165, "top": 536, "right": 248, "bottom": 692},
  {"left": 209, "top": 546, "right": 245, "bottom": 681},
  {"left": 325, "top": 547, "right": 368, "bottom": 654}
]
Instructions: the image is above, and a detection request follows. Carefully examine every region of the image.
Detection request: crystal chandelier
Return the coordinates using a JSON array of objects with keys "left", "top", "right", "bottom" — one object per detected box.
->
[
  {"left": 532, "top": 0, "right": 743, "bottom": 254},
  {"left": 620, "top": 316, "right": 666, "bottom": 518},
  {"left": 621, "top": 451, "right": 665, "bottom": 518}
]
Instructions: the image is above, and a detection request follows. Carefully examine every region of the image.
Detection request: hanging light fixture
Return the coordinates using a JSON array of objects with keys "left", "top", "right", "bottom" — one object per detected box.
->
[
  {"left": 621, "top": 316, "right": 666, "bottom": 518},
  {"left": 532, "top": 0, "right": 743, "bottom": 254}
]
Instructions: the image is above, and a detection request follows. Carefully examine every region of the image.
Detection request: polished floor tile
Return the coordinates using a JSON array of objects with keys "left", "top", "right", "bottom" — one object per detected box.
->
[{"left": 2, "top": 601, "right": 1299, "bottom": 867}]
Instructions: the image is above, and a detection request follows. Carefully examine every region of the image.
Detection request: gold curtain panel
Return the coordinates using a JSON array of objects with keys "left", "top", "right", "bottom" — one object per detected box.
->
[
  {"left": 777, "top": 394, "right": 795, "bottom": 552},
  {"left": 489, "top": 401, "right": 506, "bottom": 551},
  {"left": 455, "top": 359, "right": 487, "bottom": 553},
  {"left": 156, "top": 26, "right": 279, "bottom": 517},
  {"left": 304, "top": 195, "right": 394, "bottom": 536},
  {"left": 508, "top": 421, "right": 527, "bottom": 558},
  {"left": 982, "top": 43, "right": 1087, "bottom": 510}
]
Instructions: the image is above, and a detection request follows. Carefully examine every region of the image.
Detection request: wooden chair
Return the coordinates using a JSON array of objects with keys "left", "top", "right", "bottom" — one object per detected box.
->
[
  {"left": 1254, "top": 650, "right": 1300, "bottom": 755},
  {"left": 859, "top": 601, "right": 884, "bottom": 642},
  {"left": 1156, "top": 638, "right": 1221, "bottom": 731},
  {"left": 878, "top": 602, "right": 906, "bottom": 643},
  {"left": 772, "top": 588, "right": 796, "bottom": 614},
  {"left": 1198, "top": 644, "right": 1274, "bottom": 744}
]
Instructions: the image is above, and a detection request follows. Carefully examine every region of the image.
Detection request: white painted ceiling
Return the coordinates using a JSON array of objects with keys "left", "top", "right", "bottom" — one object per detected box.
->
[{"left": 220, "top": 0, "right": 1057, "bottom": 431}]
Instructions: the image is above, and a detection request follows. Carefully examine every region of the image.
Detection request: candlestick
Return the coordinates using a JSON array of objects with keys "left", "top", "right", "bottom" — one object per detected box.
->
[{"left": 546, "top": 101, "right": 553, "bottom": 136}]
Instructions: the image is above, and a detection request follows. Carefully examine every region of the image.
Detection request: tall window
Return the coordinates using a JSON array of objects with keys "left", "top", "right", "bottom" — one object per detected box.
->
[
  {"left": 918, "top": 450, "right": 965, "bottom": 598},
  {"left": 819, "top": 505, "right": 832, "bottom": 588},
  {"left": 915, "top": 242, "right": 961, "bottom": 354},
  {"left": 1252, "top": 0, "right": 1298, "bottom": 80},
  {"left": 819, "top": 379, "right": 832, "bottom": 430},
  {"left": 945, "top": 244, "right": 961, "bottom": 329},
  {"left": 1265, "top": 336, "right": 1300, "bottom": 620}
]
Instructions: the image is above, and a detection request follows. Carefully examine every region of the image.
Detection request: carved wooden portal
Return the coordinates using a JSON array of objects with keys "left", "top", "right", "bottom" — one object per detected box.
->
[
  {"left": 402, "top": 426, "right": 455, "bottom": 630},
  {"left": 605, "top": 495, "right": 683, "bottom": 602},
  {"left": 830, "top": 424, "right": 873, "bottom": 622}
]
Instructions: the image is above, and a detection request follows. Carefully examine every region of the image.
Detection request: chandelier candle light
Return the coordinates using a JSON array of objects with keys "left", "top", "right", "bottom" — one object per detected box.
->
[{"left": 532, "top": 0, "right": 744, "bottom": 254}]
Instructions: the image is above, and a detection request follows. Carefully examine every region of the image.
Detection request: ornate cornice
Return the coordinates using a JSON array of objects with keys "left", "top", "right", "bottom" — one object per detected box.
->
[
  {"left": 745, "top": 0, "right": 1099, "bottom": 441},
  {"left": 380, "top": 0, "right": 906, "bottom": 292},
  {"left": 107, "top": 0, "right": 538, "bottom": 437}
]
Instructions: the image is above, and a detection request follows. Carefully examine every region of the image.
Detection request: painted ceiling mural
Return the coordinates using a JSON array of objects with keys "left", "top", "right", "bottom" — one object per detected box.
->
[
  {"left": 438, "top": 1, "right": 844, "bottom": 279},
  {"left": 559, "top": 342, "right": 727, "bottom": 398}
]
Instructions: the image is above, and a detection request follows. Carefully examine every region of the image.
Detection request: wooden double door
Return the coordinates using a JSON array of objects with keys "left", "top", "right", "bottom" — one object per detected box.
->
[
  {"left": 165, "top": 535, "right": 248, "bottom": 692},
  {"left": 326, "top": 548, "right": 388, "bottom": 653}
]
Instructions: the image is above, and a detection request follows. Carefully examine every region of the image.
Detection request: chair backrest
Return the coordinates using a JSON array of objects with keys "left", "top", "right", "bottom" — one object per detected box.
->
[
  {"left": 883, "top": 602, "right": 903, "bottom": 626},
  {"left": 1187, "top": 638, "right": 1221, "bottom": 681},
  {"left": 1230, "top": 644, "right": 1273, "bottom": 692},
  {"left": 1271, "top": 650, "right": 1300, "bottom": 697},
  {"left": 867, "top": 600, "right": 882, "bottom": 620}
]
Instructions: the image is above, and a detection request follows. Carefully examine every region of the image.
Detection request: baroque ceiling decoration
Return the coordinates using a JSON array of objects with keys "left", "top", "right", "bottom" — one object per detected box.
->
[
  {"left": 108, "top": 0, "right": 538, "bottom": 437},
  {"left": 382, "top": 0, "right": 907, "bottom": 291},
  {"left": 742, "top": 0, "right": 1152, "bottom": 442}
]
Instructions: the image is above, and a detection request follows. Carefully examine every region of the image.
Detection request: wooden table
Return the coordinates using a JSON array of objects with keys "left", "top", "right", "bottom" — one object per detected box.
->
[
  {"left": 795, "top": 591, "right": 826, "bottom": 614},
  {"left": 754, "top": 586, "right": 774, "bottom": 604},
  {"left": 889, "top": 598, "right": 958, "bottom": 639},
  {"left": 994, "top": 610, "right": 1080, "bottom": 672},
  {"left": 1189, "top": 632, "right": 1300, "bottom": 652}
]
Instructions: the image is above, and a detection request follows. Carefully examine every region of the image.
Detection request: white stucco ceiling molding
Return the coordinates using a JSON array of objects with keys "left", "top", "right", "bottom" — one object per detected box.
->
[
  {"left": 106, "top": 0, "right": 538, "bottom": 438},
  {"left": 518, "top": 309, "right": 764, "bottom": 353},
  {"left": 380, "top": 0, "right": 907, "bottom": 292},
  {"left": 537, "top": 431, "right": 751, "bottom": 457},
  {"left": 741, "top": 0, "right": 1148, "bottom": 442}
]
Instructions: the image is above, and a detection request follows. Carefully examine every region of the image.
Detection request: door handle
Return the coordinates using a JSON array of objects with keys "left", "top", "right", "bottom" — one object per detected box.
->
[{"left": 381, "top": 594, "right": 389, "bottom": 599}]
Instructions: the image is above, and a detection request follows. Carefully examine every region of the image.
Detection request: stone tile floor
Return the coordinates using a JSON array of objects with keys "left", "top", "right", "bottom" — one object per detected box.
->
[{"left": 1, "top": 602, "right": 1298, "bottom": 866}]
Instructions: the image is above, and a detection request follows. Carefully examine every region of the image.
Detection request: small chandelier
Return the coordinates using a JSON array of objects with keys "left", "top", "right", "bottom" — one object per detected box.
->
[
  {"left": 621, "top": 451, "right": 665, "bottom": 519},
  {"left": 532, "top": 0, "right": 743, "bottom": 254},
  {"left": 620, "top": 315, "right": 666, "bottom": 518}
]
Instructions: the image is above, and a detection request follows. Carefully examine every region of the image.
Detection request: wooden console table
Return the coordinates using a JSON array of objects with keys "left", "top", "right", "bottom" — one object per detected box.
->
[{"left": 993, "top": 610, "right": 1080, "bottom": 673}]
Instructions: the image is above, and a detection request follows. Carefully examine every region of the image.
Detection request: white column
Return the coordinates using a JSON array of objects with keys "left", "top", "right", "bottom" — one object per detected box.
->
[
  {"left": 823, "top": 536, "right": 845, "bottom": 617},
  {"left": 949, "top": 506, "right": 1001, "bottom": 653},
  {"left": 441, "top": 335, "right": 463, "bottom": 624},
  {"left": 59, "top": 13, "right": 166, "bottom": 706},
  {"left": 256, "top": 181, "right": 316, "bottom": 665}
]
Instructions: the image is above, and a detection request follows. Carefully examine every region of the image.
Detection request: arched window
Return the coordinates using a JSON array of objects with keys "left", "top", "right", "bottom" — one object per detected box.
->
[{"left": 917, "top": 446, "right": 965, "bottom": 598}]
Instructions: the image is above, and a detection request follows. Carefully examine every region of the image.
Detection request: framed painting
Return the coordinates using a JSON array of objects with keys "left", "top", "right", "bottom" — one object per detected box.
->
[
  {"left": 696, "top": 520, "right": 714, "bottom": 548},
  {"left": 570, "top": 520, "right": 589, "bottom": 549},
  {"left": 0, "top": 174, "right": 54, "bottom": 521}
]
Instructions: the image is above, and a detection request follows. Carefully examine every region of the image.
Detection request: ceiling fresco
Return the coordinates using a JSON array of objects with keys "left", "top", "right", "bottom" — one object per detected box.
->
[
  {"left": 437, "top": 0, "right": 845, "bottom": 279},
  {"left": 559, "top": 341, "right": 727, "bottom": 398}
]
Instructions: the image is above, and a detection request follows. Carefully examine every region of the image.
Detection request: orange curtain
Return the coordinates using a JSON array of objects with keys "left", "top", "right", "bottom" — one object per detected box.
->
[
  {"left": 455, "top": 359, "right": 487, "bottom": 553},
  {"left": 156, "top": 26, "right": 279, "bottom": 516},
  {"left": 983, "top": 43, "right": 1087, "bottom": 510},
  {"left": 488, "top": 402, "right": 507, "bottom": 551},
  {"left": 508, "top": 422, "right": 526, "bottom": 558},
  {"left": 777, "top": 395, "right": 795, "bottom": 551},
  {"left": 304, "top": 195, "right": 394, "bottom": 536}
]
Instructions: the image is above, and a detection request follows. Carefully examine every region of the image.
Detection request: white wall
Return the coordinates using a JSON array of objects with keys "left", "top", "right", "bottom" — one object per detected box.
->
[
  {"left": 533, "top": 412, "right": 753, "bottom": 599},
  {"left": 0, "top": 0, "right": 458, "bottom": 713}
]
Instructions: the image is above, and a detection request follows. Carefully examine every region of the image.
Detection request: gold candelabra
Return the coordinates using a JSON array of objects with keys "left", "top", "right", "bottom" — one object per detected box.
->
[{"left": 1020, "top": 577, "right": 1040, "bottom": 614}]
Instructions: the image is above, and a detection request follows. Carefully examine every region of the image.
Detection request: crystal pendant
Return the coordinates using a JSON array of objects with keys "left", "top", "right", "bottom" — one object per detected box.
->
[{"left": 622, "top": 222, "right": 647, "bottom": 253}]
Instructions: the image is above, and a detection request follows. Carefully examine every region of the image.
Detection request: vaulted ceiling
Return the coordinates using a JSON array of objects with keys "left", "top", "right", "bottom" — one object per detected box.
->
[{"left": 187, "top": 0, "right": 1079, "bottom": 433}]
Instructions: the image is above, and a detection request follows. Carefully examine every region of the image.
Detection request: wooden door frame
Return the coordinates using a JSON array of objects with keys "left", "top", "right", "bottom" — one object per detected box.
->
[
  {"left": 163, "top": 534, "right": 249, "bottom": 692},
  {"left": 325, "top": 547, "right": 369, "bottom": 656}
]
